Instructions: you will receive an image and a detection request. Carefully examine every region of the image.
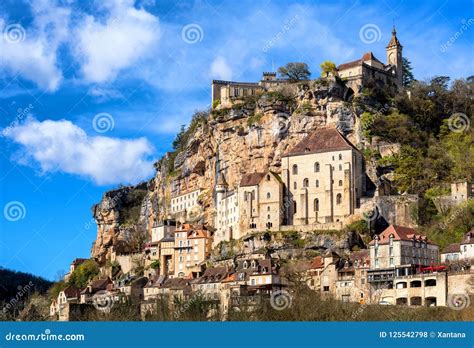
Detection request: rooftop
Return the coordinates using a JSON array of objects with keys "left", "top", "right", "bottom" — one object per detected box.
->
[{"left": 282, "top": 127, "right": 358, "bottom": 157}]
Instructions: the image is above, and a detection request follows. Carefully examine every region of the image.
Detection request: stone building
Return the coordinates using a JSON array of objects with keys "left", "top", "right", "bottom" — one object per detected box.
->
[
  {"left": 368, "top": 225, "right": 439, "bottom": 272},
  {"left": 441, "top": 231, "right": 474, "bottom": 262},
  {"left": 306, "top": 252, "right": 342, "bottom": 295},
  {"left": 366, "top": 225, "right": 447, "bottom": 307},
  {"left": 337, "top": 27, "right": 403, "bottom": 93},
  {"left": 170, "top": 189, "right": 202, "bottom": 215},
  {"left": 173, "top": 224, "right": 212, "bottom": 278},
  {"left": 211, "top": 72, "right": 289, "bottom": 107},
  {"left": 214, "top": 173, "right": 239, "bottom": 247},
  {"left": 335, "top": 250, "right": 370, "bottom": 304},
  {"left": 237, "top": 171, "right": 284, "bottom": 238},
  {"left": 281, "top": 127, "right": 365, "bottom": 227}
]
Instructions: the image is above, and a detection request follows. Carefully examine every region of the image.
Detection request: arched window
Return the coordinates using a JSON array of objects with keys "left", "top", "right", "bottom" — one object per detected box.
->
[
  {"left": 293, "top": 201, "right": 297, "bottom": 214},
  {"left": 336, "top": 193, "right": 342, "bottom": 204},
  {"left": 303, "top": 178, "right": 309, "bottom": 188},
  {"left": 389, "top": 234, "right": 394, "bottom": 246},
  {"left": 266, "top": 192, "right": 271, "bottom": 199},
  {"left": 338, "top": 180, "right": 343, "bottom": 186},
  {"left": 293, "top": 182, "right": 297, "bottom": 190},
  {"left": 314, "top": 198, "right": 319, "bottom": 212},
  {"left": 267, "top": 214, "right": 271, "bottom": 220},
  {"left": 292, "top": 164, "right": 298, "bottom": 175},
  {"left": 339, "top": 154, "right": 342, "bottom": 160},
  {"left": 267, "top": 206, "right": 270, "bottom": 212},
  {"left": 266, "top": 174, "right": 270, "bottom": 181},
  {"left": 316, "top": 180, "right": 319, "bottom": 188},
  {"left": 314, "top": 162, "right": 320, "bottom": 172}
]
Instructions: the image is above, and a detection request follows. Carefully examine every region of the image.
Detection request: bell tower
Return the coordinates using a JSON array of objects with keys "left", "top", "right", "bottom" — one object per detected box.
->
[{"left": 386, "top": 26, "right": 403, "bottom": 87}]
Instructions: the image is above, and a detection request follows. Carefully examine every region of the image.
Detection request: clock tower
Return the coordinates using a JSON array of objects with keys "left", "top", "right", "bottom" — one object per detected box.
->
[{"left": 386, "top": 26, "right": 403, "bottom": 87}]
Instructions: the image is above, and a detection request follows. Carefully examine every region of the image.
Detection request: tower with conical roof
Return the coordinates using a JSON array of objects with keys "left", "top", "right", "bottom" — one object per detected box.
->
[{"left": 386, "top": 26, "right": 403, "bottom": 87}]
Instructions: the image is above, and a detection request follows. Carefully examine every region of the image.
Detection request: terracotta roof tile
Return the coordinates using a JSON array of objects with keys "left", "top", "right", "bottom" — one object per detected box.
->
[
  {"left": 282, "top": 127, "right": 357, "bottom": 157},
  {"left": 240, "top": 172, "right": 266, "bottom": 187},
  {"left": 442, "top": 243, "right": 460, "bottom": 254},
  {"left": 369, "top": 225, "right": 436, "bottom": 246}
]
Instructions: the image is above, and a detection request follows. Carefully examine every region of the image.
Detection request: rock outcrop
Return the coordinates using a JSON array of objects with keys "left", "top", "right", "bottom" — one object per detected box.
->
[{"left": 91, "top": 78, "right": 369, "bottom": 264}]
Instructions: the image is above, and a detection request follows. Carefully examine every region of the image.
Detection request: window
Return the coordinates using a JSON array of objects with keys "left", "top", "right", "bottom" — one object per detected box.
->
[
  {"left": 338, "top": 180, "right": 343, "bottom": 186},
  {"left": 389, "top": 234, "right": 394, "bottom": 246},
  {"left": 323, "top": 286, "right": 330, "bottom": 292},
  {"left": 266, "top": 192, "right": 271, "bottom": 199},
  {"left": 303, "top": 178, "right": 309, "bottom": 188},
  {"left": 266, "top": 174, "right": 270, "bottom": 181},
  {"left": 293, "top": 201, "right": 297, "bottom": 214},
  {"left": 339, "top": 154, "right": 342, "bottom": 160},
  {"left": 243, "top": 261, "right": 248, "bottom": 269},
  {"left": 314, "top": 198, "right": 319, "bottom": 212},
  {"left": 389, "top": 258, "right": 394, "bottom": 267},
  {"left": 314, "top": 162, "right": 320, "bottom": 172},
  {"left": 339, "top": 164, "right": 342, "bottom": 171},
  {"left": 267, "top": 214, "right": 270, "bottom": 220},
  {"left": 267, "top": 206, "right": 270, "bottom": 212},
  {"left": 292, "top": 164, "right": 298, "bottom": 175},
  {"left": 375, "top": 259, "right": 379, "bottom": 268},
  {"left": 336, "top": 193, "right": 342, "bottom": 204},
  {"left": 315, "top": 180, "right": 319, "bottom": 188},
  {"left": 293, "top": 182, "right": 297, "bottom": 190}
]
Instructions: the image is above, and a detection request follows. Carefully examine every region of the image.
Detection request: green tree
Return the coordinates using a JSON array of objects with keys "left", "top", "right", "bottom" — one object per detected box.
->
[
  {"left": 320, "top": 60, "right": 337, "bottom": 77},
  {"left": 68, "top": 259, "right": 99, "bottom": 288},
  {"left": 278, "top": 62, "right": 310, "bottom": 82},
  {"left": 402, "top": 57, "right": 415, "bottom": 86}
]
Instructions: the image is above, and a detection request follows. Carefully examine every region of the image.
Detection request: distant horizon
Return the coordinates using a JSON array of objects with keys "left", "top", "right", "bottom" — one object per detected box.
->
[{"left": 1, "top": 0, "right": 472, "bottom": 280}]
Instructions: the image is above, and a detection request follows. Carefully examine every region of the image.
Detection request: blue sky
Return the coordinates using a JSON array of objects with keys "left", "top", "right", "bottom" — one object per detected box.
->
[{"left": 0, "top": 0, "right": 472, "bottom": 280}]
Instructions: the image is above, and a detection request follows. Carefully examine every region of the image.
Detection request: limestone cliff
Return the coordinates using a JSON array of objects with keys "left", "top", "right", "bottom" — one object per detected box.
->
[{"left": 91, "top": 78, "right": 367, "bottom": 264}]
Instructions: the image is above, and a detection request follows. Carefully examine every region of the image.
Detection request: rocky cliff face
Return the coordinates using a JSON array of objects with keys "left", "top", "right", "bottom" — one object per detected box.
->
[{"left": 91, "top": 78, "right": 365, "bottom": 264}]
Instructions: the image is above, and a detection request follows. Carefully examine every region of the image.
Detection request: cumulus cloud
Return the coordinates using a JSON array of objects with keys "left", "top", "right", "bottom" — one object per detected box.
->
[
  {"left": 2, "top": 118, "right": 155, "bottom": 185},
  {"left": 210, "top": 56, "right": 233, "bottom": 80},
  {"left": 73, "top": 1, "right": 160, "bottom": 83},
  {"left": 0, "top": 1, "right": 70, "bottom": 91}
]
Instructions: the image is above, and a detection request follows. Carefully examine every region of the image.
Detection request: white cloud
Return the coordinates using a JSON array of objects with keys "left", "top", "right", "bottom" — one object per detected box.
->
[
  {"left": 0, "top": 1, "right": 70, "bottom": 91},
  {"left": 73, "top": 1, "right": 160, "bottom": 83},
  {"left": 210, "top": 56, "right": 233, "bottom": 80},
  {"left": 2, "top": 117, "right": 155, "bottom": 185}
]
